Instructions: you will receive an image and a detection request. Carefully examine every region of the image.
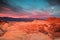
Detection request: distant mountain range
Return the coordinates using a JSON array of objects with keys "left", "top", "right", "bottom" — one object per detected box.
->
[
  {"left": 0, "top": 17, "right": 60, "bottom": 22},
  {"left": 0, "top": 17, "right": 44, "bottom": 22}
]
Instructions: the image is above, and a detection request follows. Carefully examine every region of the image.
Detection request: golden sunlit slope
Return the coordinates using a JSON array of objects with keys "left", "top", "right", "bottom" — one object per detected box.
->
[{"left": 0, "top": 17, "right": 60, "bottom": 40}]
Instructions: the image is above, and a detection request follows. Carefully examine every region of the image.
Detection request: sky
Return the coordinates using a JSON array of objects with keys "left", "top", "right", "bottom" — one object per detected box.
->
[{"left": 0, "top": 0, "right": 60, "bottom": 18}]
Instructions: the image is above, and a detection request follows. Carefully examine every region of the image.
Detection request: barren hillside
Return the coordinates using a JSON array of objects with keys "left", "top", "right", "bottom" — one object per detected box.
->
[{"left": 0, "top": 18, "right": 60, "bottom": 40}]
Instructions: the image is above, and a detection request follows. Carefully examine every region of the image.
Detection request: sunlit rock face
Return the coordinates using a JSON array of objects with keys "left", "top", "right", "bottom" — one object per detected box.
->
[
  {"left": 0, "top": 20, "right": 8, "bottom": 37},
  {"left": 0, "top": 17, "right": 60, "bottom": 40}
]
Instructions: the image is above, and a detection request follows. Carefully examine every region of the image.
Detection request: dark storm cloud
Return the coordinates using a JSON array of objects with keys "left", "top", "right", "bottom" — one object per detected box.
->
[
  {"left": 0, "top": 0, "right": 23, "bottom": 12},
  {"left": 46, "top": 0, "right": 60, "bottom": 6}
]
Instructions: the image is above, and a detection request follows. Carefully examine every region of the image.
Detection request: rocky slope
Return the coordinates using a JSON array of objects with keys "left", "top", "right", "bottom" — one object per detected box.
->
[{"left": 0, "top": 17, "right": 60, "bottom": 40}]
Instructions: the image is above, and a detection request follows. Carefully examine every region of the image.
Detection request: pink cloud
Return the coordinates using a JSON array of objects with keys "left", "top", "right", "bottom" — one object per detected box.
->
[{"left": 0, "top": 10, "right": 51, "bottom": 19}]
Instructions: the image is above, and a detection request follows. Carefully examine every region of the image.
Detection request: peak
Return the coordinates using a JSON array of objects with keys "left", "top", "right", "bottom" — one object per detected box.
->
[{"left": 46, "top": 17, "right": 60, "bottom": 23}]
